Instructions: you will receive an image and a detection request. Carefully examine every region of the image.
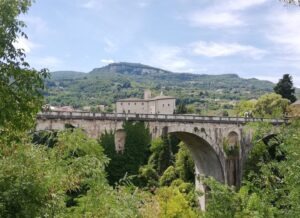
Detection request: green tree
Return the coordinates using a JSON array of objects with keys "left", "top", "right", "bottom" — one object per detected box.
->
[
  {"left": 274, "top": 74, "right": 297, "bottom": 103},
  {"left": 156, "top": 185, "right": 199, "bottom": 218},
  {"left": 0, "top": 0, "right": 48, "bottom": 138},
  {"left": 148, "top": 137, "right": 174, "bottom": 176},
  {"left": 204, "top": 119, "right": 300, "bottom": 217},
  {"left": 175, "top": 142, "right": 195, "bottom": 183},
  {"left": 159, "top": 142, "right": 195, "bottom": 186},
  {"left": 235, "top": 93, "right": 289, "bottom": 118},
  {"left": 235, "top": 99, "right": 256, "bottom": 117},
  {"left": 159, "top": 166, "right": 177, "bottom": 186},
  {"left": 282, "top": 0, "right": 300, "bottom": 6},
  {"left": 101, "top": 121, "right": 151, "bottom": 185},
  {"left": 255, "top": 93, "right": 289, "bottom": 118},
  {"left": 176, "top": 103, "right": 188, "bottom": 114},
  {"left": 0, "top": 129, "right": 142, "bottom": 217}
]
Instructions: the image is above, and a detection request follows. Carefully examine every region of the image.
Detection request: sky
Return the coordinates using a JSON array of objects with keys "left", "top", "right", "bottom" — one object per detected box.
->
[{"left": 17, "top": 0, "right": 300, "bottom": 87}]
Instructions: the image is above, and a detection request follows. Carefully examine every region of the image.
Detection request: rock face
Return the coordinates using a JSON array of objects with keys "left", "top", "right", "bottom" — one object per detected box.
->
[{"left": 90, "top": 62, "right": 171, "bottom": 76}]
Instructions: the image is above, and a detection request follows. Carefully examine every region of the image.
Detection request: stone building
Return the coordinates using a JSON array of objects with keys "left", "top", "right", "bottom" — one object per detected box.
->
[{"left": 116, "top": 90, "right": 176, "bottom": 114}]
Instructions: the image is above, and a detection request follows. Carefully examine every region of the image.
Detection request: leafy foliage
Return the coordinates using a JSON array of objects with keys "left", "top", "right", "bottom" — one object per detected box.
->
[
  {"left": 204, "top": 119, "right": 300, "bottom": 217},
  {"left": 175, "top": 142, "right": 195, "bottom": 183},
  {"left": 101, "top": 121, "right": 151, "bottom": 185},
  {"left": 235, "top": 93, "right": 289, "bottom": 118},
  {"left": 282, "top": 0, "right": 300, "bottom": 6},
  {"left": 0, "top": 0, "right": 48, "bottom": 137},
  {"left": 274, "top": 74, "right": 297, "bottom": 103},
  {"left": 0, "top": 129, "right": 142, "bottom": 217},
  {"left": 156, "top": 183, "right": 199, "bottom": 218}
]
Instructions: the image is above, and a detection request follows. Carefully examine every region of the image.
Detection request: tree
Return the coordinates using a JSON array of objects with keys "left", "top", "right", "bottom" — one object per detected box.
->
[
  {"left": 176, "top": 103, "right": 188, "bottom": 114},
  {"left": 282, "top": 0, "right": 300, "bottom": 6},
  {"left": 204, "top": 120, "right": 300, "bottom": 217},
  {"left": 156, "top": 185, "right": 198, "bottom": 218},
  {"left": 235, "top": 93, "right": 289, "bottom": 118},
  {"left": 274, "top": 74, "right": 297, "bottom": 103},
  {"left": 101, "top": 121, "right": 151, "bottom": 185},
  {"left": 174, "top": 142, "right": 195, "bottom": 183},
  {"left": 235, "top": 99, "right": 256, "bottom": 117},
  {"left": 255, "top": 93, "right": 289, "bottom": 118},
  {"left": 0, "top": 129, "right": 142, "bottom": 217},
  {"left": 0, "top": 0, "right": 48, "bottom": 138}
]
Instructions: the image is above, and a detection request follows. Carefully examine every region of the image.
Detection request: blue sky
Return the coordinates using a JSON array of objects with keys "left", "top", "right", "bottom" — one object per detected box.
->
[{"left": 17, "top": 0, "right": 300, "bottom": 86}]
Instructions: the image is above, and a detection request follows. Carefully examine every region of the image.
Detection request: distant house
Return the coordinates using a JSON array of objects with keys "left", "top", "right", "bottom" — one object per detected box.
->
[
  {"left": 116, "top": 90, "right": 176, "bottom": 114},
  {"left": 42, "top": 105, "right": 75, "bottom": 112}
]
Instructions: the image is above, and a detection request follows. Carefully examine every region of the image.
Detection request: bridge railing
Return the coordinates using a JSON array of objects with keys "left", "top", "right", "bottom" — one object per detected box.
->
[{"left": 37, "top": 111, "right": 288, "bottom": 125}]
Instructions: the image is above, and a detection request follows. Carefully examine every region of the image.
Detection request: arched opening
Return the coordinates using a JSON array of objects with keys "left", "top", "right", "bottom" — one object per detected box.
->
[
  {"left": 228, "top": 131, "right": 239, "bottom": 148},
  {"left": 170, "top": 131, "right": 225, "bottom": 210}
]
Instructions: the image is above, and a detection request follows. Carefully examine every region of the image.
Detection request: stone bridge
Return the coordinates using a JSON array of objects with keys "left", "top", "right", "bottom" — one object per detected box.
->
[{"left": 36, "top": 111, "right": 287, "bottom": 210}]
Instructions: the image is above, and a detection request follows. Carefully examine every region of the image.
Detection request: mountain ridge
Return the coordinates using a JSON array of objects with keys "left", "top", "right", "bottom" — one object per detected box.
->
[
  {"left": 45, "top": 62, "right": 298, "bottom": 113},
  {"left": 51, "top": 62, "right": 274, "bottom": 84}
]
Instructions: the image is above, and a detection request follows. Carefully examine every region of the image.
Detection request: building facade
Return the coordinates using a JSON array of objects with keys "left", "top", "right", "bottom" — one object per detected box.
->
[{"left": 116, "top": 90, "right": 176, "bottom": 114}]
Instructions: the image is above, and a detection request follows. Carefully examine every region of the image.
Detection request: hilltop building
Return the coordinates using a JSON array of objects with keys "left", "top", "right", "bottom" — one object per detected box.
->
[{"left": 116, "top": 90, "right": 176, "bottom": 114}]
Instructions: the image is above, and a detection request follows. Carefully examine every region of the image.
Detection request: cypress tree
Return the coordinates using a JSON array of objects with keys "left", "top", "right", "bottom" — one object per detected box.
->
[{"left": 274, "top": 74, "right": 297, "bottom": 103}]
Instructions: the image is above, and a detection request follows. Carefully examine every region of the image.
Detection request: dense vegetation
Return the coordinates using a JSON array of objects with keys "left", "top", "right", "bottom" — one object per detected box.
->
[{"left": 204, "top": 120, "right": 300, "bottom": 217}]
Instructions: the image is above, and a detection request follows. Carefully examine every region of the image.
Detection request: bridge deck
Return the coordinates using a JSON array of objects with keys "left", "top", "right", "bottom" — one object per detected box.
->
[{"left": 37, "top": 112, "right": 288, "bottom": 125}]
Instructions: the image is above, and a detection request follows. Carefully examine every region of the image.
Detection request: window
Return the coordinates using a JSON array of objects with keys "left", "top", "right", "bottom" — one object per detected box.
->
[
  {"left": 142, "top": 102, "right": 144, "bottom": 105},
  {"left": 168, "top": 104, "right": 170, "bottom": 106},
  {"left": 121, "top": 103, "right": 123, "bottom": 106},
  {"left": 134, "top": 102, "right": 136, "bottom": 105},
  {"left": 128, "top": 110, "right": 130, "bottom": 113},
  {"left": 163, "top": 104, "right": 164, "bottom": 107},
  {"left": 128, "top": 103, "right": 130, "bottom": 105}
]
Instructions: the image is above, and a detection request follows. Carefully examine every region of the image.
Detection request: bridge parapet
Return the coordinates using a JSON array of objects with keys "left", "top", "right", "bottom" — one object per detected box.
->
[{"left": 37, "top": 112, "right": 288, "bottom": 125}]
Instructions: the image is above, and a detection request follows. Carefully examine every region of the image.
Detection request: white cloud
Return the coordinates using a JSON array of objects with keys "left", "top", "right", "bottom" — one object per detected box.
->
[
  {"left": 143, "top": 44, "right": 194, "bottom": 72},
  {"left": 225, "top": 0, "right": 268, "bottom": 11},
  {"left": 137, "top": 0, "right": 151, "bottom": 8},
  {"left": 13, "top": 37, "right": 40, "bottom": 54},
  {"left": 186, "top": 0, "right": 268, "bottom": 28},
  {"left": 190, "top": 41, "right": 266, "bottom": 58},
  {"left": 188, "top": 11, "right": 242, "bottom": 27},
  {"left": 101, "top": 59, "right": 115, "bottom": 64},
  {"left": 267, "top": 10, "right": 300, "bottom": 59},
  {"left": 81, "top": 0, "right": 103, "bottom": 9}
]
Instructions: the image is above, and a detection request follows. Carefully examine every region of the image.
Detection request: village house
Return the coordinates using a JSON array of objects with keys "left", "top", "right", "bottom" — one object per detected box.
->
[{"left": 116, "top": 90, "right": 176, "bottom": 114}]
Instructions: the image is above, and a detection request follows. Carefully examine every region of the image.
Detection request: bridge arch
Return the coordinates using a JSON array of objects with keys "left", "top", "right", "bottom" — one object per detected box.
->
[
  {"left": 167, "top": 130, "right": 225, "bottom": 210},
  {"left": 170, "top": 131, "right": 225, "bottom": 183}
]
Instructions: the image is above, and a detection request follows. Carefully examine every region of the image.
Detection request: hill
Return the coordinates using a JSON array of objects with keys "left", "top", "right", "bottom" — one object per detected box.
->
[{"left": 45, "top": 62, "right": 280, "bottom": 115}]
